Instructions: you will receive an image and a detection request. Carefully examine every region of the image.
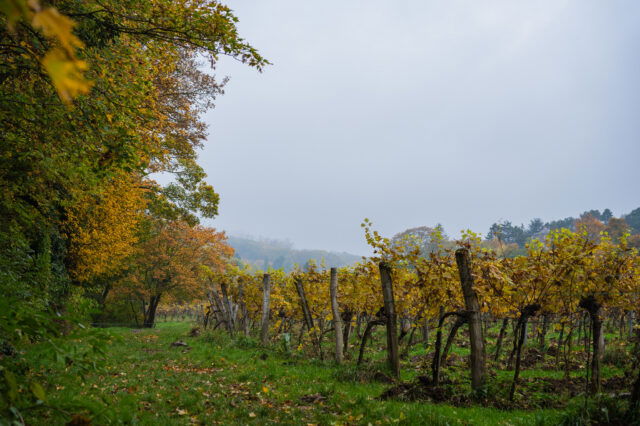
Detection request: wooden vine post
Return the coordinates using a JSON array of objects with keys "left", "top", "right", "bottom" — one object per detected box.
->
[
  {"left": 220, "top": 281, "right": 235, "bottom": 335},
  {"left": 579, "top": 294, "right": 603, "bottom": 394},
  {"left": 260, "top": 273, "right": 272, "bottom": 345},
  {"left": 455, "top": 248, "right": 486, "bottom": 393},
  {"left": 237, "top": 280, "right": 250, "bottom": 336},
  {"left": 329, "top": 267, "right": 344, "bottom": 364},
  {"left": 379, "top": 262, "right": 400, "bottom": 378}
]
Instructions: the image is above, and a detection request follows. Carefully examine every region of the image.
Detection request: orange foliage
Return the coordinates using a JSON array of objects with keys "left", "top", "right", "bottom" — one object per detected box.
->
[
  {"left": 130, "top": 220, "right": 233, "bottom": 302},
  {"left": 575, "top": 214, "right": 605, "bottom": 242}
]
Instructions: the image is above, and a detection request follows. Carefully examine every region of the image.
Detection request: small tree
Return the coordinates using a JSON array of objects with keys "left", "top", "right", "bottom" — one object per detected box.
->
[{"left": 126, "top": 220, "right": 233, "bottom": 327}]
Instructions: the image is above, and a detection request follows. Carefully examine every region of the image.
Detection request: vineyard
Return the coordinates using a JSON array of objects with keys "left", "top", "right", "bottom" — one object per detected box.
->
[{"left": 186, "top": 222, "right": 640, "bottom": 421}]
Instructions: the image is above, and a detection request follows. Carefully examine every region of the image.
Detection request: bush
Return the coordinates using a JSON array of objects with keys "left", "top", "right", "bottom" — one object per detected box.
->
[{"left": 0, "top": 296, "right": 112, "bottom": 423}]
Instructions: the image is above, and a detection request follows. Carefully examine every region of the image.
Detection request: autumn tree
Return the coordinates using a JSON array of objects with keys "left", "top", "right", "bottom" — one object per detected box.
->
[
  {"left": 122, "top": 221, "right": 233, "bottom": 328},
  {"left": 605, "top": 217, "right": 630, "bottom": 243},
  {"left": 0, "top": 0, "right": 267, "bottom": 311},
  {"left": 575, "top": 214, "right": 606, "bottom": 243}
]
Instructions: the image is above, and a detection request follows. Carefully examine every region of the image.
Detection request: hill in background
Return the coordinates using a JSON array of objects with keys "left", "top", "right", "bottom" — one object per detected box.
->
[{"left": 227, "top": 235, "right": 362, "bottom": 272}]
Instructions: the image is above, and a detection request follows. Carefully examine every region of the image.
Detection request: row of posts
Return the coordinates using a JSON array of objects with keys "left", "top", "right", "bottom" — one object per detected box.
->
[{"left": 256, "top": 248, "right": 485, "bottom": 391}]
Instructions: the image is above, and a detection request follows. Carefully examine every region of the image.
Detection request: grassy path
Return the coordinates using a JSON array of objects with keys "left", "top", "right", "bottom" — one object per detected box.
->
[{"left": 30, "top": 322, "right": 562, "bottom": 425}]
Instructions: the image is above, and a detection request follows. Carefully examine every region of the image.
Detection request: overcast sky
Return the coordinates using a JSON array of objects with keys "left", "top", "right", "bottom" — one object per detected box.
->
[{"left": 198, "top": 0, "right": 640, "bottom": 255}]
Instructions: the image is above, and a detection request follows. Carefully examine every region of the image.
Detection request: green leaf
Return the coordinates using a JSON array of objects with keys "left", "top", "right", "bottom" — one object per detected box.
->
[
  {"left": 30, "top": 381, "right": 47, "bottom": 402},
  {"left": 4, "top": 370, "right": 18, "bottom": 402}
]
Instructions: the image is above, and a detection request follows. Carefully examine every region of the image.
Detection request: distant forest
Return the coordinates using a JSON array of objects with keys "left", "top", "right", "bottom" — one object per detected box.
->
[
  {"left": 393, "top": 206, "right": 640, "bottom": 259},
  {"left": 485, "top": 207, "right": 640, "bottom": 247},
  {"left": 230, "top": 207, "right": 640, "bottom": 270},
  {"left": 227, "top": 236, "right": 361, "bottom": 272}
]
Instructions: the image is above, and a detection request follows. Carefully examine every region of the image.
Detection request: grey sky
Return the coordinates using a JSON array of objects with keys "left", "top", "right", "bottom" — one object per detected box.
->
[{"left": 199, "top": 0, "right": 640, "bottom": 255}]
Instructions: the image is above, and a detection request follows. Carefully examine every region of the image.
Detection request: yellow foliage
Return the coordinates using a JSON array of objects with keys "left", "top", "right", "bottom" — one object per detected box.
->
[
  {"left": 65, "top": 175, "right": 148, "bottom": 282},
  {"left": 31, "top": 7, "right": 83, "bottom": 54},
  {"left": 1, "top": 1, "right": 91, "bottom": 103},
  {"left": 41, "top": 47, "right": 92, "bottom": 102}
]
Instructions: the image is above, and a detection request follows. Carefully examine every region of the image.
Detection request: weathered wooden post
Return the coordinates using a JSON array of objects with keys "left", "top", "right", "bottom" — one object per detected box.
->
[
  {"left": 330, "top": 267, "right": 344, "bottom": 364},
  {"left": 208, "top": 289, "right": 228, "bottom": 331},
  {"left": 220, "top": 282, "right": 235, "bottom": 335},
  {"left": 236, "top": 279, "right": 250, "bottom": 336},
  {"left": 455, "top": 248, "right": 486, "bottom": 392},
  {"left": 579, "top": 294, "right": 603, "bottom": 394},
  {"left": 379, "top": 262, "right": 400, "bottom": 378},
  {"left": 260, "top": 273, "right": 272, "bottom": 345}
]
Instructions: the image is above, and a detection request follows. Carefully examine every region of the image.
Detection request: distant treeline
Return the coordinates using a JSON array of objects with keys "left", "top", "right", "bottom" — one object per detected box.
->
[
  {"left": 391, "top": 207, "right": 640, "bottom": 259},
  {"left": 485, "top": 207, "right": 640, "bottom": 247},
  {"left": 227, "top": 236, "right": 362, "bottom": 272}
]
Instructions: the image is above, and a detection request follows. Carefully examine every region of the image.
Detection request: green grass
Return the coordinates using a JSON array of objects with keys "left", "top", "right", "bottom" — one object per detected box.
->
[{"left": 21, "top": 322, "right": 568, "bottom": 425}]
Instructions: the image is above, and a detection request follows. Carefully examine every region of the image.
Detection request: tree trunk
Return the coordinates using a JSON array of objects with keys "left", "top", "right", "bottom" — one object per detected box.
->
[
  {"left": 143, "top": 294, "right": 161, "bottom": 328},
  {"left": 357, "top": 319, "right": 384, "bottom": 365},
  {"left": 98, "top": 282, "right": 112, "bottom": 309},
  {"left": 494, "top": 318, "right": 508, "bottom": 362},
  {"left": 431, "top": 311, "right": 459, "bottom": 385},
  {"left": 455, "top": 248, "right": 486, "bottom": 393},
  {"left": 294, "top": 277, "right": 314, "bottom": 331},
  {"left": 329, "top": 268, "right": 344, "bottom": 364},
  {"left": 342, "top": 311, "right": 353, "bottom": 355},
  {"left": 379, "top": 262, "right": 400, "bottom": 378},
  {"left": 260, "top": 274, "right": 272, "bottom": 345},
  {"left": 509, "top": 315, "right": 527, "bottom": 401},
  {"left": 441, "top": 316, "right": 466, "bottom": 366},
  {"left": 507, "top": 319, "right": 520, "bottom": 370},
  {"left": 401, "top": 325, "right": 418, "bottom": 359},
  {"left": 317, "top": 317, "right": 325, "bottom": 360},
  {"left": 509, "top": 304, "right": 540, "bottom": 401}
]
